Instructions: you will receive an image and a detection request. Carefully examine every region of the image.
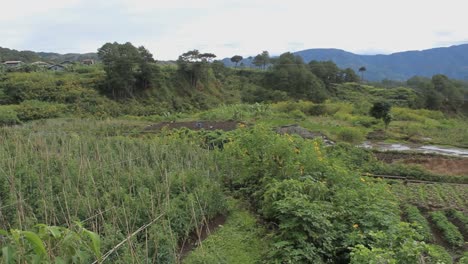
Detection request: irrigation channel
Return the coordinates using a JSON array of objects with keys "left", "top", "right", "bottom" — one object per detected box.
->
[{"left": 360, "top": 141, "right": 468, "bottom": 158}]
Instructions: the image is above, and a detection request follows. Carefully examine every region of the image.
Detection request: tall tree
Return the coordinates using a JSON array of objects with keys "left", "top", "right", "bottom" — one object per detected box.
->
[
  {"left": 309, "top": 60, "right": 343, "bottom": 88},
  {"left": 358, "top": 66, "right": 367, "bottom": 81},
  {"left": 267, "top": 52, "right": 328, "bottom": 102},
  {"left": 252, "top": 51, "right": 270, "bottom": 70},
  {"left": 343, "top": 68, "right": 360, "bottom": 82},
  {"left": 98, "top": 42, "right": 155, "bottom": 98},
  {"left": 177, "top": 50, "right": 216, "bottom": 88},
  {"left": 230, "top": 55, "right": 243, "bottom": 68}
]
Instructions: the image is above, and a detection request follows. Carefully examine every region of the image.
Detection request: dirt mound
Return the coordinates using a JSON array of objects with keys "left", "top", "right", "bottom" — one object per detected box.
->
[{"left": 145, "top": 121, "right": 240, "bottom": 131}]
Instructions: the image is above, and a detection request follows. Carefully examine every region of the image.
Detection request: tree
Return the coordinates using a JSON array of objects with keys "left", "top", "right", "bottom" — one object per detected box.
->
[
  {"left": 98, "top": 42, "right": 156, "bottom": 98},
  {"left": 343, "top": 68, "right": 360, "bottom": 82},
  {"left": 230, "top": 55, "right": 243, "bottom": 68},
  {"left": 358, "top": 66, "right": 366, "bottom": 82},
  {"left": 266, "top": 52, "right": 328, "bottom": 102},
  {"left": 370, "top": 101, "right": 392, "bottom": 129},
  {"left": 252, "top": 51, "right": 270, "bottom": 70},
  {"left": 177, "top": 50, "right": 216, "bottom": 88},
  {"left": 136, "top": 46, "right": 156, "bottom": 90}
]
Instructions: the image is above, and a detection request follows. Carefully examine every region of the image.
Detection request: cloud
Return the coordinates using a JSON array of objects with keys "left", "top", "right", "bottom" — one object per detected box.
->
[{"left": 1, "top": 0, "right": 468, "bottom": 59}]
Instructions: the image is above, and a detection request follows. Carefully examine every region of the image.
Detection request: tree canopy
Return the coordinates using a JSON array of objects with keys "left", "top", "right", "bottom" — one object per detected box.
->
[
  {"left": 230, "top": 55, "right": 243, "bottom": 68},
  {"left": 98, "top": 42, "right": 156, "bottom": 98},
  {"left": 266, "top": 52, "right": 328, "bottom": 102}
]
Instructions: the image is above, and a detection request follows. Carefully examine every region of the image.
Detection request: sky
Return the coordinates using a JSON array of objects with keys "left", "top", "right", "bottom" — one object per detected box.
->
[{"left": 1, "top": 0, "right": 468, "bottom": 60}]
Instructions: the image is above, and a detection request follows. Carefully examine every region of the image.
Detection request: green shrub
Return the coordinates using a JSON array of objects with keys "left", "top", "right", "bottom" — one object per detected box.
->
[
  {"left": 290, "top": 109, "right": 306, "bottom": 120},
  {"left": 336, "top": 127, "right": 365, "bottom": 144},
  {"left": 16, "top": 100, "right": 67, "bottom": 121},
  {"left": 0, "top": 106, "right": 21, "bottom": 126},
  {"left": 459, "top": 252, "right": 468, "bottom": 264},
  {"left": 350, "top": 222, "right": 453, "bottom": 264},
  {"left": 307, "top": 104, "right": 327, "bottom": 116},
  {"left": 0, "top": 224, "right": 101, "bottom": 263},
  {"left": 404, "top": 205, "right": 433, "bottom": 242},
  {"left": 448, "top": 210, "right": 468, "bottom": 231},
  {"left": 430, "top": 211, "right": 464, "bottom": 248},
  {"left": 352, "top": 116, "right": 379, "bottom": 128}
]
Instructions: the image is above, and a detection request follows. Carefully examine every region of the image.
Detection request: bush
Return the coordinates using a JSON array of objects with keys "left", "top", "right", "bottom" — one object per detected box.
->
[
  {"left": 290, "top": 109, "right": 306, "bottom": 120},
  {"left": 307, "top": 104, "right": 327, "bottom": 116},
  {"left": 16, "top": 100, "right": 68, "bottom": 121},
  {"left": 350, "top": 223, "right": 453, "bottom": 264},
  {"left": 430, "top": 211, "right": 464, "bottom": 248},
  {"left": 404, "top": 205, "right": 433, "bottom": 242},
  {"left": 352, "top": 116, "right": 379, "bottom": 128},
  {"left": 0, "top": 106, "right": 21, "bottom": 126},
  {"left": 336, "top": 127, "right": 365, "bottom": 144}
]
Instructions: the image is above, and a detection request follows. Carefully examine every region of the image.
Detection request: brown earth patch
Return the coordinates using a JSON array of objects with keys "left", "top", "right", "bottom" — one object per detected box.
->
[
  {"left": 145, "top": 121, "right": 241, "bottom": 132},
  {"left": 402, "top": 157, "right": 468, "bottom": 176},
  {"left": 374, "top": 152, "right": 468, "bottom": 176}
]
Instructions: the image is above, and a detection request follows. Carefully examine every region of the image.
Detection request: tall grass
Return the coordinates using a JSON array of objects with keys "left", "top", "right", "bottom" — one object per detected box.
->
[{"left": 0, "top": 119, "right": 226, "bottom": 262}]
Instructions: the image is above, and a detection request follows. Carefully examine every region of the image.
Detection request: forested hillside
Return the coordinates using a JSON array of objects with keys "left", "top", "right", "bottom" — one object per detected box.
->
[{"left": 222, "top": 44, "right": 468, "bottom": 81}]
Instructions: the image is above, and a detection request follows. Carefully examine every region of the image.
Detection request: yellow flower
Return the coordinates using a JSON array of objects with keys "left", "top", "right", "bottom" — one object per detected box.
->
[
  {"left": 360, "top": 177, "right": 366, "bottom": 182},
  {"left": 238, "top": 123, "right": 246, "bottom": 128},
  {"left": 353, "top": 224, "right": 359, "bottom": 229}
]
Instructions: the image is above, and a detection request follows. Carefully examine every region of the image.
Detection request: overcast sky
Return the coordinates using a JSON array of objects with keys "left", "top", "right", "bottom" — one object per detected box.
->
[{"left": 1, "top": 0, "right": 467, "bottom": 60}]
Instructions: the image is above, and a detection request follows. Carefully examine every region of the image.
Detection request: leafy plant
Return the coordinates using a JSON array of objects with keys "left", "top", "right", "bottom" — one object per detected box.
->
[{"left": 430, "top": 211, "right": 464, "bottom": 248}]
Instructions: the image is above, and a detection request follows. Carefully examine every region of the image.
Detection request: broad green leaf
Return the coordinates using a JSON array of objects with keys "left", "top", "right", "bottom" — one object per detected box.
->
[
  {"left": 83, "top": 229, "right": 101, "bottom": 259},
  {"left": 22, "top": 231, "right": 47, "bottom": 257},
  {"left": 47, "top": 226, "right": 62, "bottom": 239},
  {"left": 2, "top": 246, "right": 14, "bottom": 264}
]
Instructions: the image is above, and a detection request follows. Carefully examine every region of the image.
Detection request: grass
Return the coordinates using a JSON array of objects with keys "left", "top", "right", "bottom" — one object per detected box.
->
[
  {"left": 184, "top": 199, "right": 270, "bottom": 264},
  {"left": 0, "top": 119, "right": 227, "bottom": 262}
]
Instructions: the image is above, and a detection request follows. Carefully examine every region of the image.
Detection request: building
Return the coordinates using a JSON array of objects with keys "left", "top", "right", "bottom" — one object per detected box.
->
[
  {"left": 82, "top": 59, "right": 95, "bottom": 65},
  {"left": 60, "top": 60, "right": 74, "bottom": 66},
  {"left": 3, "top": 61, "right": 23, "bottom": 67},
  {"left": 31, "top": 61, "right": 51, "bottom": 68},
  {"left": 48, "top": 64, "right": 66, "bottom": 71}
]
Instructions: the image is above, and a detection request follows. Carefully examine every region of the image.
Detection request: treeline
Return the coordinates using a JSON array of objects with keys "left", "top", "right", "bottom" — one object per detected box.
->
[
  {"left": 1, "top": 41, "right": 467, "bottom": 125},
  {"left": 0, "top": 46, "right": 98, "bottom": 64},
  {"left": 94, "top": 43, "right": 360, "bottom": 104},
  {"left": 0, "top": 47, "right": 40, "bottom": 63}
]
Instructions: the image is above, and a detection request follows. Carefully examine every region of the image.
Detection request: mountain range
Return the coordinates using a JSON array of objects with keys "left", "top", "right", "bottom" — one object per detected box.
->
[
  {"left": 3, "top": 44, "right": 468, "bottom": 81},
  {"left": 222, "top": 44, "right": 468, "bottom": 81}
]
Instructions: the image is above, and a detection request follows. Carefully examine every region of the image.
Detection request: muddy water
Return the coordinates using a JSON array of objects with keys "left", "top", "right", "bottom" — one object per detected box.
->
[{"left": 360, "top": 141, "right": 468, "bottom": 158}]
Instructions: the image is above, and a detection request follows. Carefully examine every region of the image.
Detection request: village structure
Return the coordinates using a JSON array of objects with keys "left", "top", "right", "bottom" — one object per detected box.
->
[{"left": 1, "top": 59, "right": 95, "bottom": 71}]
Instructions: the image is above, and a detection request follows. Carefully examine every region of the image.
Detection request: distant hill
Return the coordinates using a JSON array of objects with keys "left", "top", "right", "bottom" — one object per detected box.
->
[
  {"left": 222, "top": 44, "right": 468, "bottom": 81},
  {"left": 0, "top": 47, "right": 98, "bottom": 63}
]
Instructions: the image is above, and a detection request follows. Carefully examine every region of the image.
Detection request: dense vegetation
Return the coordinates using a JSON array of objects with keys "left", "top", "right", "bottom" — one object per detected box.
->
[{"left": 1, "top": 42, "right": 467, "bottom": 263}]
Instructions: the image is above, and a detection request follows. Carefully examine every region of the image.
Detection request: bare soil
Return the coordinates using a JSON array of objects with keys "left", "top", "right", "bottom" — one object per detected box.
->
[
  {"left": 145, "top": 121, "right": 241, "bottom": 132},
  {"left": 375, "top": 152, "right": 468, "bottom": 176}
]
